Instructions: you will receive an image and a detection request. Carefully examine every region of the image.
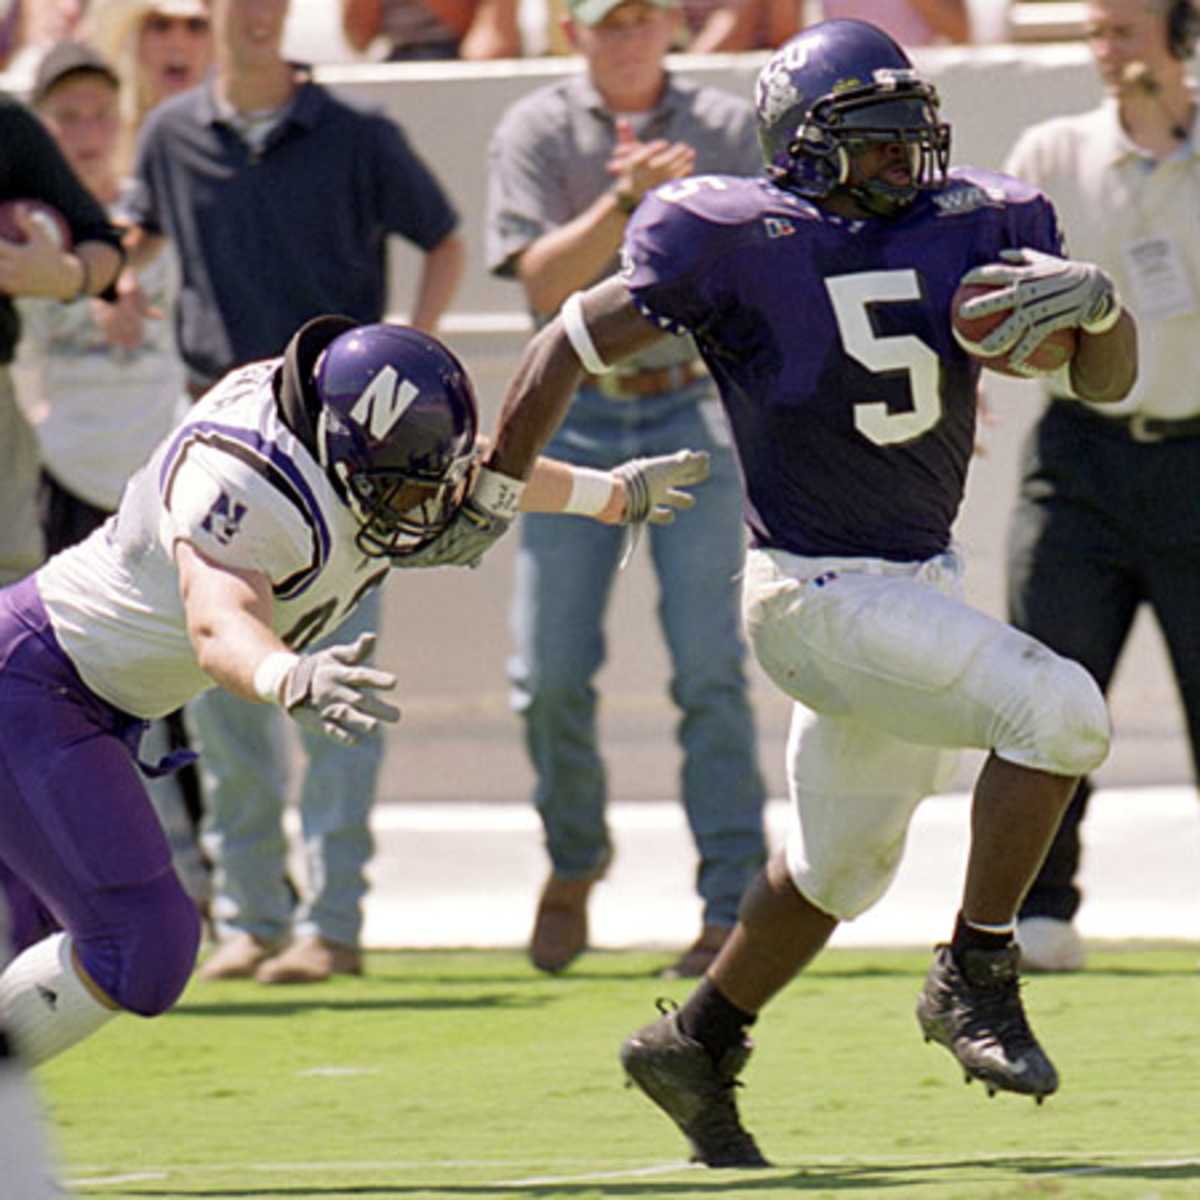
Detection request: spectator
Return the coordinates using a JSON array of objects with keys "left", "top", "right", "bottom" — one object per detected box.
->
[
  {"left": 122, "top": 0, "right": 466, "bottom": 985},
  {"left": 1, "top": 0, "right": 20, "bottom": 70},
  {"left": 809, "top": 0, "right": 971, "bottom": 44},
  {"left": 0, "top": 93, "right": 123, "bottom": 589},
  {"left": 486, "top": 0, "right": 769, "bottom": 979},
  {"left": 82, "top": 0, "right": 213, "bottom": 175},
  {"left": 0, "top": 314, "right": 707, "bottom": 1065},
  {"left": 0, "top": 0, "right": 92, "bottom": 79},
  {"left": 541, "top": 0, "right": 795, "bottom": 54},
  {"left": 341, "top": 0, "right": 521, "bottom": 60},
  {"left": 11, "top": 40, "right": 211, "bottom": 918},
  {"left": 471, "top": 17, "right": 1135, "bottom": 1164},
  {"left": 1005, "top": 0, "right": 1200, "bottom": 973},
  {"left": 679, "top": 0, "right": 797, "bottom": 50}
]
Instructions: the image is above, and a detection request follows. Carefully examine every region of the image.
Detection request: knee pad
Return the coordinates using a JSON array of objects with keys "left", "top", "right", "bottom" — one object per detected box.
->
[
  {"left": 1001, "top": 654, "right": 1110, "bottom": 778},
  {"left": 74, "top": 872, "right": 200, "bottom": 1017}
]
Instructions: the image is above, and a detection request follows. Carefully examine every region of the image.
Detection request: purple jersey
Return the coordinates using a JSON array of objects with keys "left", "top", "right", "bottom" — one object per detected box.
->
[{"left": 621, "top": 167, "right": 1064, "bottom": 560}]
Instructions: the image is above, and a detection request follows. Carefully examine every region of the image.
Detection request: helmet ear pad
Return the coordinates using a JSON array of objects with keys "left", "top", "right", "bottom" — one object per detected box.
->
[{"left": 278, "top": 314, "right": 360, "bottom": 454}]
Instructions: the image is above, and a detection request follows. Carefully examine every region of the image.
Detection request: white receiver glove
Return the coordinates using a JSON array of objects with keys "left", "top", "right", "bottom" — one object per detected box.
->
[
  {"left": 278, "top": 633, "right": 400, "bottom": 746},
  {"left": 614, "top": 449, "right": 711, "bottom": 526},
  {"left": 611, "top": 449, "right": 711, "bottom": 570},
  {"left": 957, "top": 248, "right": 1122, "bottom": 372}
]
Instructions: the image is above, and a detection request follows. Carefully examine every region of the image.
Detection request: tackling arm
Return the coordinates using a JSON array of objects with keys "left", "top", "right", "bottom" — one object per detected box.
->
[
  {"left": 390, "top": 280, "right": 694, "bottom": 569},
  {"left": 485, "top": 274, "right": 670, "bottom": 480}
]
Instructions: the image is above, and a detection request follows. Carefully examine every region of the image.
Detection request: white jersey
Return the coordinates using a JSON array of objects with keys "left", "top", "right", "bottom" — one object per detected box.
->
[{"left": 36, "top": 359, "right": 389, "bottom": 719}]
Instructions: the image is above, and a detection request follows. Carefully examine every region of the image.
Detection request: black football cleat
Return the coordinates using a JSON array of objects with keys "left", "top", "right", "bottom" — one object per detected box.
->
[
  {"left": 916, "top": 943, "right": 1059, "bottom": 1103},
  {"left": 619, "top": 1000, "right": 770, "bottom": 1168}
]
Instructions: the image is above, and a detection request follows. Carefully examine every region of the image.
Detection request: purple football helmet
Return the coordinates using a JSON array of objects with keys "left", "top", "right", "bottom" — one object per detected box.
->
[
  {"left": 755, "top": 19, "right": 950, "bottom": 216},
  {"left": 313, "top": 324, "right": 479, "bottom": 559}
]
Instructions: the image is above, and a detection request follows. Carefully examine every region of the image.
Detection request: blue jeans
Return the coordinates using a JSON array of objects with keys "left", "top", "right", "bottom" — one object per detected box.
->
[
  {"left": 509, "top": 382, "right": 767, "bottom": 927},
  {"left": 185, "top": 589, "right": 383, "bottom": 947}
]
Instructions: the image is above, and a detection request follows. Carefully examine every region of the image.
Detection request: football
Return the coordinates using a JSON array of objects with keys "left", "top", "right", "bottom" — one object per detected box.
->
[
  {"left": 0, "top": 198, "right": 73, "bottom": 250},
  {"left": 951, "top": 280, "right": 1077, "bottom": 377}
]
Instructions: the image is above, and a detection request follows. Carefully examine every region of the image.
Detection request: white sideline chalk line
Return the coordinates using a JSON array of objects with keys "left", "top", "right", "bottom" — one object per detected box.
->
[{"left": 66, "top": 1149, "right": 1200, "bottom": 1186}]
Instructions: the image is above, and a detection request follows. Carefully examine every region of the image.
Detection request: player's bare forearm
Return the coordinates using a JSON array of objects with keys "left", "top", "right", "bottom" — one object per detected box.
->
[
  {"left": 488, "top": 276, "right": 670, "bottom": 478},
  {"left": 487, "top": 321, "right": 583, "bottom": 479},
  {"left": 176, "top": 541, "right": 289, "bottom": 702},
  {"left": 1070, "top": 309, "right": 1138, "bottom": 404}
]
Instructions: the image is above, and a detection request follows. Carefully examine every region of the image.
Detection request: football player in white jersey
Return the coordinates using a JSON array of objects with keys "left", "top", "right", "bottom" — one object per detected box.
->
[{"left": 0, "top": 314, "right": 708, "bottom": 1066}]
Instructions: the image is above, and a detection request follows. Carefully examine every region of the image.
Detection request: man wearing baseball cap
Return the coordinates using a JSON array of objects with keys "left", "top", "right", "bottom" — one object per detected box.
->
[
  {"left": 29, "top": 39, "right": 120, "bottom": 106},
  {"left": 486, "top": 0, "right": 768, "bottom": 980}
]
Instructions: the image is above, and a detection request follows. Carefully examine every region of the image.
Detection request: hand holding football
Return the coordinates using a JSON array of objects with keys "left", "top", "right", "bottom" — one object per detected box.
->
[
  {"left": 951, "top": 280, "right": 1077, "bottom": 377},
  {"left": 0, "top": 199, "right": 73, "bottom": 251}
]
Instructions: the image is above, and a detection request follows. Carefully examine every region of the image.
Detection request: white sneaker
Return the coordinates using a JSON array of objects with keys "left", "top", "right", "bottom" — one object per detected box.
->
[{"left": 1016, "top": 917, "right": 1086, "bottom": 973}]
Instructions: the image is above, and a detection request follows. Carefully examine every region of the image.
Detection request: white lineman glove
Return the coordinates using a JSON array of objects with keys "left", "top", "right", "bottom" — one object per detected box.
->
[
  {"left": 957, "top": 248, "right": 1122, "bottom": 372},
  {"left": 279, "top": 633, "right": 400, "bottom": 746},
  {"left": 613, "top": 449, "right": 711, "bottom": 526}
]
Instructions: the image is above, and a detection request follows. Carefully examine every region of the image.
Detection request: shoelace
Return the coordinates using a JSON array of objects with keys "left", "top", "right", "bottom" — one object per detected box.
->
[{"left": 958, "top": 976, "right": 1039, "bottom": 1053}]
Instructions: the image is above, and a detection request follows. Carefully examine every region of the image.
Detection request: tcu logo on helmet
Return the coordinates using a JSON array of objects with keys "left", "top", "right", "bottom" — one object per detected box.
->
[
  {"left": 756, "top": 48, "right": 808, "bottom": 127},
  {"left": 349, "top": 366, "right": 420, "bottom": 442}
]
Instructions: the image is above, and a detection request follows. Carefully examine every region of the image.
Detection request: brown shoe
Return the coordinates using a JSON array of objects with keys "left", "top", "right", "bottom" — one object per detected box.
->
[
  {"left": 254, "top": 935, "right": 363, "bottom": 985},
  {"left": 529, "top": 852, "right": 612, "bottom": 974},
  {"left": 198, "top": 932, "right": 283, "bottom": 981},
  {"left": 660, "top": 923, "right": 733, "bottom": 980}
]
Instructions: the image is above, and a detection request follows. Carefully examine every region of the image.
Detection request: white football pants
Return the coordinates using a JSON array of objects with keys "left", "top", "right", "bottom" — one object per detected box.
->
[{"left": 742, "top": 546, "right": 1109, "bottom": 920}]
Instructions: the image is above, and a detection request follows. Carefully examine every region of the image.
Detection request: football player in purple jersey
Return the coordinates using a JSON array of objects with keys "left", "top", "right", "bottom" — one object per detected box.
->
[
  {"left": 0, "top": 315, "right": 707, "bottom": 1067},
  {"left": 454, "top": 18, "right": 1138, "bottom": 1166}
]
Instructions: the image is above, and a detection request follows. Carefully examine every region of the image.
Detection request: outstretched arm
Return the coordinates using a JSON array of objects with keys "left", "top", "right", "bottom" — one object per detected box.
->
[
  {"left": 387, "top": 273, "right": 684, "bottom": 570},
  {"left": 177, "top": 542, "right": 399, "bottom": 745},
  {"left": 485, "top": 274, "right": 669, "bottom": 480}
]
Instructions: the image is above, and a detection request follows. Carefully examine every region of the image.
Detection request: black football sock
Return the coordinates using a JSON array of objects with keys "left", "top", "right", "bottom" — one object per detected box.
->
[
  {"left": 677, "top": 977, "right": 756, "bottom": 1063},
  {"left": 950, "top": 910, "right": 1015, "bottom": 967}
]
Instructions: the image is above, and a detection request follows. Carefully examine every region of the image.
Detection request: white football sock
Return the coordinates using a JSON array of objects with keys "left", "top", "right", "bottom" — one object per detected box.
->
[
  {"left": 0, "top": 1057, "right": 60, "bottom": 1198},
  {"left": 0, "top": 933, "right": 118, "bottom": 1065}
]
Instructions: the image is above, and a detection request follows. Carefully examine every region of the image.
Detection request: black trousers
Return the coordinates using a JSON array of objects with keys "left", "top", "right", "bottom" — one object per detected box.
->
[{"left": 1006, "top": 401, "right": 1200, "bottom": 921}]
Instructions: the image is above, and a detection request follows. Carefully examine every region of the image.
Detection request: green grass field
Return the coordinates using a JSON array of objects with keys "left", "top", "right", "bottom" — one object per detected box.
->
[{"left": 40, "top": 945, "right": 1199, "bottom": 1199}]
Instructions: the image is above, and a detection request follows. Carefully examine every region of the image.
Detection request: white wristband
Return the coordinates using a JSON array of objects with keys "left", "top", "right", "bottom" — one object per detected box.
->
[
  {"left": 561, "top": 291, "right": 611, "bottom": 374},
  {"left": 253, "top": 650, "right": 300, "bottom": 705},
  {"left": 471, "top": 466, "right": 526, "bottom": 520},
  {"left": 1081, "top": 296, "right": 1123, "bottom": 336},
  {"left": 561, "top": 466, "right": 616, "bottom": 516}
]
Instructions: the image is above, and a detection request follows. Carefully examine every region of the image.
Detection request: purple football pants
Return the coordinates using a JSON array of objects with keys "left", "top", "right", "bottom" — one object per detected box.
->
[{"left": 0, "top": 577, "right": 199, "bottom": 1015}]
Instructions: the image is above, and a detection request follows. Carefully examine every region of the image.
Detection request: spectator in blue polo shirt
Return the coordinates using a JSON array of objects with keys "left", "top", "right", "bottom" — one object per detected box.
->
[{"left": 122, "top": 0, "right": 465, "bottom": 985}]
